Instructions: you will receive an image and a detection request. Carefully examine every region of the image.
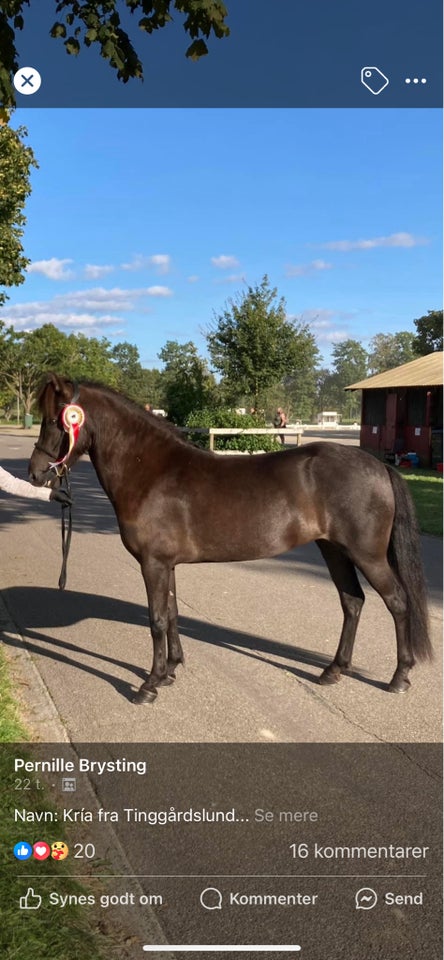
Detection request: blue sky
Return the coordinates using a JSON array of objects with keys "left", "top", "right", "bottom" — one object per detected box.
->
[{"left": 3, "top": 107, "right": 442, "bottom": 368}]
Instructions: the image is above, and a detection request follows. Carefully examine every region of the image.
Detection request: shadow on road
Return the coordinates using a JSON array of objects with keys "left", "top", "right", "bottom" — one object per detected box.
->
[{"left": 2, "top": 585, "right": 386, "bottom": 704}]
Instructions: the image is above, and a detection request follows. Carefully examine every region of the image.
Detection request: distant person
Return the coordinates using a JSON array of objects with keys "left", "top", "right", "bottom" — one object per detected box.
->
[
  {"left": 144, "top": 403, "right": 152, "bottom": 412},
  {"left": 0, "top": 465, "right": 71, "bottom": 505},
  {"left": 273, "top": 407, "right": 287, "bottom": 444}
]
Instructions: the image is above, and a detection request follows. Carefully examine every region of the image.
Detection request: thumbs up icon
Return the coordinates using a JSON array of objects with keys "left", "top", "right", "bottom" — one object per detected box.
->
[{"left": 19, "top": 888, "right": 42, "bottom": 910}]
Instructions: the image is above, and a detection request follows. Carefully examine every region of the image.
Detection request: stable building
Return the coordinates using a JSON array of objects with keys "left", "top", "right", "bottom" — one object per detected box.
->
[{"left": 345, "top": 352, "right": 443, "bottom": 468}]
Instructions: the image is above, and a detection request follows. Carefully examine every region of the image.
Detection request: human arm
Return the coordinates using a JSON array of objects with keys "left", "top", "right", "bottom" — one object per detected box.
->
[{"left": 0, "top": 465, "right": 52, "bottom": 500}]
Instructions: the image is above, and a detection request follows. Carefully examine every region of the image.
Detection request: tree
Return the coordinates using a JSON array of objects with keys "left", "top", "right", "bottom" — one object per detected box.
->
[
  {"left": 412, "top": 310, "right": 443, "bottom": 356},
  {"left": 137, "top": 366, "right": 165, "bottom": 408},
  {"left": 331, "top": 339, "right": 368, "bottom": 385},
  {"left": 0, "top": 121, "right": 38, "bottom": 306},
  {"left": 158, "top": 339, "right": 216, "bottom": 423},
  {"left": 0, "top": 1, "right": 230, "bottom": 107},
  {"left": 0, "top": 323, "right": 118, "bottom": 415},
  {"left": 111, "top": 340, "right": 145, "bottom": 400},
  {"left": 368, "top": 332, "right": 415, "bottom": 374},
  {"left": 330, "top": 339, "right": 368, "bottom": 420},
  {"left": 0, "top": 322, "right": 68, "bottom": 415},
  {"left": 207, "top": 276, "right": 319, "bottom": 411},
  {"left": 314, "top": 367, "right": 341, "bottom": 416},
  {"left": 64, "top": 331, "right": 119, "bottom": 383}
]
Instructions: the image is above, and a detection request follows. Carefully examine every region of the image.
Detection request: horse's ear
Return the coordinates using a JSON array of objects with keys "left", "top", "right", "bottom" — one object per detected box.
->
[{"left": 46, "top": 373, "right": 75, "bottom": 403}]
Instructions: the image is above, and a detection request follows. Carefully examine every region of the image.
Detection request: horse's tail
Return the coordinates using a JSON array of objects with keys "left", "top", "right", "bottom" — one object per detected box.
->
[{"left": 386, "top": 465, "right": 432, "bottom": 662}]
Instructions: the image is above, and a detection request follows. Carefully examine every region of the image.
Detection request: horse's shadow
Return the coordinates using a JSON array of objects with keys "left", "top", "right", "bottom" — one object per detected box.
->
[{"left": 1, "top": 586, "right": 384, "bottom": 702}]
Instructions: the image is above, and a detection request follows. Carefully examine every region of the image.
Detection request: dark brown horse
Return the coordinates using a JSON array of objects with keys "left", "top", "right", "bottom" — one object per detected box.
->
[{"left": 29, "top": 373, "right": 431, "bottom": 704}]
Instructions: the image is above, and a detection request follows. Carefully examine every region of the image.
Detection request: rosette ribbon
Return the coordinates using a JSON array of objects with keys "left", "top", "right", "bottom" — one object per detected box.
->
[{"left": 50, "top": 404, "right": 86, "bottom": 474}]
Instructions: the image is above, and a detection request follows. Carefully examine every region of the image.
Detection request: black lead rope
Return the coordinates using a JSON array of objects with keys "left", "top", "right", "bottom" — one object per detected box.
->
[{"left": 58, "top": 469, "right": 73, "bottom": 591}]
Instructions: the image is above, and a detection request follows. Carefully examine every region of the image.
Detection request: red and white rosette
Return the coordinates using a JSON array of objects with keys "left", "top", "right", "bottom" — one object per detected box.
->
[
  {"left": 50, "top": 403, "right": 86, "bottom": 471},
  {"left": 61, "top": 404, "right": 85, "bottom": 457}
]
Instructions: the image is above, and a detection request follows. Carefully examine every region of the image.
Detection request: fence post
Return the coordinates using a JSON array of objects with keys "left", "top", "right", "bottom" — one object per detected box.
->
[{"left": 209, "top": 430, "right": 214, "bottom": 452}]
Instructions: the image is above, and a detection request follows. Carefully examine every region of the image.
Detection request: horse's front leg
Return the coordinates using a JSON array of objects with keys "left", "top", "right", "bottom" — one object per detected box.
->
[
  {"left": 133, "top": 557, "right": 170, "bottom": 705},
  {"left": 166, "top": 567, "right": 184, "bottom": 681}
]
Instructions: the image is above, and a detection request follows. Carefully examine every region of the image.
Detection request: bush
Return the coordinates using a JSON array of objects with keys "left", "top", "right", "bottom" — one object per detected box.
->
[{"left": 186, "top": 407, "right": 281, "bottom": 453}]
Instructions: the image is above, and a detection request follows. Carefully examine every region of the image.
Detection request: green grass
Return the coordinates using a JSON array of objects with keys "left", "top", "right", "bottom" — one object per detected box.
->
[
  {"left": 1, "top": 760, "right": 110, "bottom": 960},
  {"left": 398, "top": 467, "right": 443, "bottom": 536},
  {"left": 0, "top": 649, "right": 111, "bottom": 960},
  {"left": 0, "top": 646, "right": 29, "bottom": 742}
]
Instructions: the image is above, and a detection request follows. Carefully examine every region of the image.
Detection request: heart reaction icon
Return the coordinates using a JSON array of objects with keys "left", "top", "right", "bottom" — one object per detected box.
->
[{"left": 33, "top": 842, "right": 51, "bottom": 861}]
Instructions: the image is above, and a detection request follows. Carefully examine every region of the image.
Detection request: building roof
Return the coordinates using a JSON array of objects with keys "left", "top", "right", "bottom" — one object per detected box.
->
[{"left": 345, "top": 352, "right": 443, "bottom": 390}]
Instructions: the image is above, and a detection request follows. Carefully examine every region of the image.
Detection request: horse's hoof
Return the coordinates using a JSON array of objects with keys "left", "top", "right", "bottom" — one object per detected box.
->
[
  {"left": 388, "top": 678, "right": 411, "bottom": 694},
  {"left": 318, "top": 669, "right": 342, "bottom": 685},
  {"left": 133, "top": 687, "right": 158, "bottom": 704},
  {"left": 160, "top": 675, "right": 175, "bottom": 686}
]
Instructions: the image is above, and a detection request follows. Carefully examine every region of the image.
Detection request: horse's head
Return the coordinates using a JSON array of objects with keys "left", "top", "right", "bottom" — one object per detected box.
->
[{"left": 29, "top": 373, "right": 89, "bottom": 486}]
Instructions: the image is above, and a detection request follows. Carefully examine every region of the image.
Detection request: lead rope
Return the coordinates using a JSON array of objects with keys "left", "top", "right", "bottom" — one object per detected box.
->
[{"left": 58, "top": 467, "right": 72, "bottom": 591}]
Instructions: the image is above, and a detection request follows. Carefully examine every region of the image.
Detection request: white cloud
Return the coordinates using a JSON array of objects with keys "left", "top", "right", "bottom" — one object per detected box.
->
[
  {"left": 187, "top": 275, "right": 200, "bottom": 283},
  {"left": 319, "top": 232, "right": 428, "bottom": 251},
  {"left": 27, "top": 258, "right": 74, "bottom": 280},
  {"left": 146, "top": 286, "right": 173, "bottom": 297},
  {"left": 149, "top": 254, "right": 171, "bottom": 274},
  {"left": 54, "top": 287, "right": 164, "bottom": 312},
  {"left": 0, "top": 284, "right": 172, "bottom": 336},
  {"left": 288, "top": 309, "right": 352, "bottom": 346},
  {"left": 213, "top": 273, "right": 247, "bottom": 285},
  {"left": 84, "top": 264, "right": 115, "bottom": 279},
  {"left": 211, "top": 254, "right": 240, "bottom": 269},
  {"left": 121, "top": 253, "right": 171, "bottom": 273},
  {"left": 286, "top": 259, "right": 332, "bottom": 277},
  {"left": 2, "top": 304, "right": 123, "bottom": 334}
]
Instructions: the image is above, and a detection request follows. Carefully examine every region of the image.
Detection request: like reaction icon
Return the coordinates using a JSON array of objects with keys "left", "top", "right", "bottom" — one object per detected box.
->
[
  {"left": 13, "top": 842, "right": 32, "bottom": 861},
  {"left": 19, "top": 888, "right": 42, "bottom": 910}
]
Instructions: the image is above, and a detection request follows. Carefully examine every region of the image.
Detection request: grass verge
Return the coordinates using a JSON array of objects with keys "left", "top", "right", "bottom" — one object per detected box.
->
[
  {"left": 0, "top": 647, "right": 109, "bottom": 960},
  {"left": 397, "top": 467, "right": 443, "bottom": 536}
]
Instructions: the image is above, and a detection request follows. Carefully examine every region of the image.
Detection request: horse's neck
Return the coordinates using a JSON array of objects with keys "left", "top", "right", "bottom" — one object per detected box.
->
[{"left": 85, "top": 398, "right": 159, "bottom": 501}]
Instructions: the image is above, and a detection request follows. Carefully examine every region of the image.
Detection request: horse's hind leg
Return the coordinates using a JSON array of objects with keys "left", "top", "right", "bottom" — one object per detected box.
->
[
  {"left": 316, "top": 540, "right": 365, "bottom": 685},
  {"left": 166, "top": 568, "right": 184, "bottom": 681},
  {"left": 133, "top": 557, "right": 170, "bottom": 704},
  {"left": 353, "top": 556, "right": 411, "bottom": 693}
]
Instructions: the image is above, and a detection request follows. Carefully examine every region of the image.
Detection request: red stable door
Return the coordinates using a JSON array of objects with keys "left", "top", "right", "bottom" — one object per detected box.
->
[{"left": 385, "top": 392, "right": 397, "bottom": 450}]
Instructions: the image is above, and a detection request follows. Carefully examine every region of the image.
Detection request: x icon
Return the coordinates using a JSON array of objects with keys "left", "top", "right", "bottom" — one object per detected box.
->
[{"left": 13, "top": 66, "right": 42, "bottom": 95}]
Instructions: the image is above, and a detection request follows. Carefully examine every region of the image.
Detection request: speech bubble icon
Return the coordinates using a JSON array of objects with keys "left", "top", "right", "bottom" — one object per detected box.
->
[
  {"left": 199, "top": 887, "right": 223, "bottom": 910},
  {"left": 355, "top": 887, "right": 378, "bottom": 910}
]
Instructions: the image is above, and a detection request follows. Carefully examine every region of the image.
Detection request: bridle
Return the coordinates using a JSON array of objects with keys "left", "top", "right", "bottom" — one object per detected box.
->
[{"left": 34, "top": 381, "right": 83, "bottom": 590}]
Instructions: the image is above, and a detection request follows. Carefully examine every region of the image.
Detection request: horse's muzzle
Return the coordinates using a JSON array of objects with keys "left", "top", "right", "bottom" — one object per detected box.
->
[{"left": 29, "top": 467, "right": 59, "bottom": 488}]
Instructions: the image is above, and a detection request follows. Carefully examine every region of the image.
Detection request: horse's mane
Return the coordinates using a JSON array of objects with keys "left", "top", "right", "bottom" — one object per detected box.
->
[
  {"left": 39, "top": 375, "right": 190, "bottom": 446},
  {"left": 85, "top": 379, "right": 188, "bottom": 441}
]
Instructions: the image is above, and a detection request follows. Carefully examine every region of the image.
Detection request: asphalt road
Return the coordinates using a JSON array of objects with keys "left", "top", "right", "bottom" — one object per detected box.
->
[{"left": 0, "top": 430, "right": 442, "bottom": 744}]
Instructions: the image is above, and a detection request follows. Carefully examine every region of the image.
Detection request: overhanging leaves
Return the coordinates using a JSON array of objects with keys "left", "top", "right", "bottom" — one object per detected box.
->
[{"left": 0, "top": 1, "right": 230, "bottom": 107}]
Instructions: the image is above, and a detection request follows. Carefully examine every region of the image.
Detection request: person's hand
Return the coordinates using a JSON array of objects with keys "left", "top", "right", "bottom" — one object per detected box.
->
[{"left": 50, "top": 488, "right": 72, "bottom": 506}]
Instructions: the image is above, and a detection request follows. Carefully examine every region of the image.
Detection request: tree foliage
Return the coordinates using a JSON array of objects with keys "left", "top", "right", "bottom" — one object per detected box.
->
[
  {"left": 318, "top": 339, "right": 368, "bottom": 421},
  {"left": 207, "top": 276, "right": 319, "bottom": 411},
  {"left": 0, "top": 322, "right": 119, "bottom": 414},
  {"left": 368, "top": 331, "right": 415, "bottom": 374},
  {"left": 0, "top": 122, "right": 38, "bottom": 306},
  {"left": 158, "top": 339, "right": 217, "bottom": 423},
  {"left": 186, "top": 407, "right": 280, "bottom": 452},
  {"left": 0, "top": 0, "right": 230, "bottom": 107},
  {"left": 412, "top": 310, "right": 443, "bottom": 356}
]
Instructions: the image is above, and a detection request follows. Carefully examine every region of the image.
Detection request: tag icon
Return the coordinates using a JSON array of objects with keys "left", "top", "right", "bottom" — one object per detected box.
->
[{"left": 361, "top": 67, "right": 389, "bottom": 95}]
